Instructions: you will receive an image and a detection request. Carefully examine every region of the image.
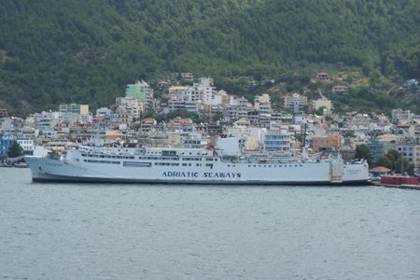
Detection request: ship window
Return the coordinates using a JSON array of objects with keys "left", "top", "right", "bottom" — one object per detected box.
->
[
  {"left": 124, "top": 161, "right": 151, "bottom": 167},
  {"left": 189, "top": 163, "right": 192, "bottom": 166},
  {"left": 84, "top": 159, "right": 120, "bottom": 164}
]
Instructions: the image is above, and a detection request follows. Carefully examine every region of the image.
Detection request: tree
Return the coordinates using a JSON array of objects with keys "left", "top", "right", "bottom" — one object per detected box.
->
[
  {"left": 7, "top": 142, "right": 23, "bottom": 158},
  {"left": 377, "top": 150, "right": 414, "bottom": 175},
  {"left": 2, "top": 1, "right": 420, "bottom": 115},
  {"left": 355, "top": 144, "right": 372, "bottom": 165},
  {"left": 314, "top": 106, "right": 325, "bottom": 116}
]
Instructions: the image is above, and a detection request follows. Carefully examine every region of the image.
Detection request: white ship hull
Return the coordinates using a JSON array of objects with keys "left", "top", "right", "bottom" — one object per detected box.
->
[{"left": 25, "top": 148, "right": 369, "bottom": 185}]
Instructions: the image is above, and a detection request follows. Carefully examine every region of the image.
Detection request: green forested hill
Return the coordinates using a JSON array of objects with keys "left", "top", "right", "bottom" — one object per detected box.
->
[{"left": 0, "top": 0, "right": 419, "bottom": 114}]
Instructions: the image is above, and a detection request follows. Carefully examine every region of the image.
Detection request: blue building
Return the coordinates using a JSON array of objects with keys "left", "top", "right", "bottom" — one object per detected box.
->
[
  {"left": 0, "top": 138, "right": 16, "bottom": 157},
  {"left": 264, "top": 132, "right": 290, "bottom": 153}
]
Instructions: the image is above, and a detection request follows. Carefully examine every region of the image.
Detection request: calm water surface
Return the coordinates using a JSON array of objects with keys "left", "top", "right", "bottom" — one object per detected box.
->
[{"left": 0, "top": 168, "right": 419, "bottom": 280}]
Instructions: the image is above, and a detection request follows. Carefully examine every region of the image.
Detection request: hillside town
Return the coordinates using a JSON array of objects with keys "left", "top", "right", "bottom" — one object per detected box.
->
[{"left": 1, "top": 73, "right": 419, "bottom": 175}]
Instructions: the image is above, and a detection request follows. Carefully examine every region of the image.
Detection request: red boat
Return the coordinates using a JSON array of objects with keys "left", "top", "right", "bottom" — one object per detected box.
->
[{"left": 380, "top": 175, "right": 420, "bottom": 189}]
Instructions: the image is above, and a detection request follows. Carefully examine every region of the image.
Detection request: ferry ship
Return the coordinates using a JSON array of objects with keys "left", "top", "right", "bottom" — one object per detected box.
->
[{"left": 25, "top": 143, "right": 369, "bottom": 185}]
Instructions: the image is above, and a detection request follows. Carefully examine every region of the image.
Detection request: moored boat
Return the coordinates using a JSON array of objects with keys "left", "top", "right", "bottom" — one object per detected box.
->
[{"left": 25, "top": 144, "right": 369, "bottom": 185}]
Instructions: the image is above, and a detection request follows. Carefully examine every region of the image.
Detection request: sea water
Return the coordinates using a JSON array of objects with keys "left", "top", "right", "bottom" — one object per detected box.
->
[{"left": 0, "top": 168, "right": 419, "bottom": 280}]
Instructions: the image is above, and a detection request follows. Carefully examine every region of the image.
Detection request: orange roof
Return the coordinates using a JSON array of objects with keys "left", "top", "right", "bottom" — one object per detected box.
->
[{"left": 370, "top": 166, "right": 390, "bottom": 173}]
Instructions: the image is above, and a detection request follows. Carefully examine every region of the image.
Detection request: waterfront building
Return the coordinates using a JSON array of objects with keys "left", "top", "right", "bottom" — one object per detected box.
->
[
  {"left": 16, "top": 138, "right": 34, "bottom": 155},
  {"left": 182, "top": 132, "right": 208, "bottom": 148},
  {"left": 0, "top": 137, "right": 15, "bottom": 157},
  {"left": 311, "top": 135, "right": 341, "bottom": 153},
  {"left": 368, "top": 136, "right": 395, "bottom": 162},
  {"left": 263, "top": 130, "right": 290, "bottom": 153},
  {"left": 395, "top": 139, "right": 420, "bottom": 172}
]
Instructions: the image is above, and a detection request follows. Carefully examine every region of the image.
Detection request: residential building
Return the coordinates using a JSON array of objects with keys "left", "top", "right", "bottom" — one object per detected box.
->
[
  {"left": 0, "top": 117, "right": 23, "bottom": 136},
  {"left": 192, "top": 77, "right": 215, "bottom": 105},
  {"left": 224, "top": 97, "right": 252, "bottom": 122},
  {"left": 168, "top": 96, "right": 199, "bottom": 113},
  {"left": 317, "top": 72, "right": 330, "bottom": 81},
  {"left": 59, "top": 103, "right": 89, "bottom": 122},
  {"left": 125, "top": 80, "right": 154, "bottom": 111},
  {"left": 16, "top": 138, "right": 34, "bottom": 155},
  {"left": 59, "top": 103, "right": 81, "bottom": 114},
  {"left": 254, "top": 94, "right": 272, "bottom": 114},
  {"left": 0, "top": 108, "right": 8, "bottom": 118},
  {"left": 391, "top": 109, "right": 413, "bottom": 124},
  {"left": 332, "top": 85, "right": 349, "bottom": 94},
  {"left": 115, "top": 96, "right": 144, "bottom": 122},
  {"left": 368, "top": 135, "right": 395, "bottom": 162},
  {"left": 395, "top": 140, "right": 420, "bottom": 172},
  {"left": 284, "top": 93, "right": 308, "bottom": 113},
  {"left": 0, "top": 137, "right": 15, "bottom": 157},
  {"left": 311, "top": 135, "right": 341, "bottom": 153},
  {"left": 312, "top": 97, "right": 332, "bottom": 112},
  {"left": 264, "top": 130, "right": 290, "bottom": 153},
  {"left": 33, "top": 112, "right": 59, "bottom": 133},
  {"left": 178, "top": 72, "right": 193, "bottom": 80},
  {"left": 96, "top": 107, "right": 113, "bottom": 117}
]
